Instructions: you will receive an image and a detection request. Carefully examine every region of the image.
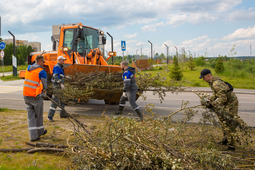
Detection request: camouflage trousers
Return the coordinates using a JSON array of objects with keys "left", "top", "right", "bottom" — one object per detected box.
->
[{"left": 214, "top": 99, "right": 247, "bottom": 146}]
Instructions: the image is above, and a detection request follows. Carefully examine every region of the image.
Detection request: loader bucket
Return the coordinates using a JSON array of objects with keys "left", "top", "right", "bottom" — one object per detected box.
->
[
  {"left": 63, "top": 64, "right": 122, "bottom": 74},
  {"left": 63, "top": 63, "right": 123, "bottom": 104},
  {"left": 19, "top": 70, "right": 26, "bottom": 78}
]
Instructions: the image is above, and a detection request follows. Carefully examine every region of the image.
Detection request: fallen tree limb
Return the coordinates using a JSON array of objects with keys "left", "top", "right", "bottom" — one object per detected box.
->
[
  {"left": 27, "top": 148, "right": 65, "bottom": 154},
  {"left": 45, "top": 95, "right": 91, "bottom": 136},
  {"left": 0, "top": 148, "right": 33, "bottom": 153},
  {"left": 25, "top": 142, "right": 68, "bottom": 149}
]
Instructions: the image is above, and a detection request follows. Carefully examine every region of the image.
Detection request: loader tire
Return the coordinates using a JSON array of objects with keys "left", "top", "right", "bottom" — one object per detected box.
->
[{"left": 104, "top": 99, "right": 119, "bottom": 105}]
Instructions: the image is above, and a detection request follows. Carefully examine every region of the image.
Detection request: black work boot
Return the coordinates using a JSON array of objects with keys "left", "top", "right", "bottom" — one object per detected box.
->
[
  {"left": 225, "top": 145, "right": 235, "bottom": 151},
  {"left": 135, "top": 109, "right": 143, "bottom": 122},
  {"left": 60, "top": 110, "right": 69, "bottom": 118},
  {"left": 217, "top": 138, "right": 228, "bottom": 145},
  {"left": 115, "top": 106, "right": 124, "bottom": 115}
]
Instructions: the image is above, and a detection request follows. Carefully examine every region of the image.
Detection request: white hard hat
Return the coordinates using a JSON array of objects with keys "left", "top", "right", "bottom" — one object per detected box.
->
[{"left": 57, "top": 56, "right": 67, "bottom": 60}]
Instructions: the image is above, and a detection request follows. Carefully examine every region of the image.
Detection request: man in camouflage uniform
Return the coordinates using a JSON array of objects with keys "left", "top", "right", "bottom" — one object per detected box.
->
[{"left": 199, "top": 69, "right": 241, "bottom": 150}]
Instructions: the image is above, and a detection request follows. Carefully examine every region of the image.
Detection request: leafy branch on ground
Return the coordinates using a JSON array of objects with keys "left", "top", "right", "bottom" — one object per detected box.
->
[{"left": 66, "top": 104, "right": 254, "bottom": 169}]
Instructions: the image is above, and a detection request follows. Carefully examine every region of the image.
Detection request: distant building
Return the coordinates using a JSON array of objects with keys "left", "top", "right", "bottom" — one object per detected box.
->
[{"left": 3, "top": 39, "right": 41, "bottom": 52}]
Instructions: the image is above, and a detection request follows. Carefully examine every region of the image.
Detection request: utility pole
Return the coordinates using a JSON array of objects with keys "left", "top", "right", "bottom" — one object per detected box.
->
[
  {"left": 0, "top": 16, "right": 1, "bottom": 38},
  {"left": 8, "top": 31, "right": 17, "bottom": 77},
  {"left": 250, "top": 44, "right": 252, "bottom": 57},
  {"left": 164, "top": 44, "right": 169, "bottom": 64},
  {"left": 141, "top": 47, "right": 142, "bottom": 59},
  {"left": 136, "top": 49, "right": 139, "bottom": 61},
  {"left": 174, "top": 46, "right": 178, "bottom": 56},
  {"left": 107, "top": 32, "right": 114, "bottom": 65},
  {"left": 148, "top": 40, "right": 152, "bottom": 60}
]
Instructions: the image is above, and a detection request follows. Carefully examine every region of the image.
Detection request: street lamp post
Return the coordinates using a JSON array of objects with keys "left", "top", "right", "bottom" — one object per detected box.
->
[
  {"left": 148, "top": 40, "right": 153, "bottom": 60},
  {"left": 136, "top": 49, "right": 139, "bottom": 61},
  {"left": 141, "top": 47, "right": 142, "bottom": 59},
  {"left": 164, "top": 44, "right": 169, "bottom": 64},
  {"left": 106, "top": 32, "right": 114, "bottom": 65},
  {"left": 188, "top": 50, "right": 191, "bottom": 58},
  {"left": 182, "top": 47, "right": 186, "bottom": 62},
  {"left": 174, "top": 46, "right": 178, "bottom": 56},
  {"left": 174, "top": 46, "right": 178, "bottom": 63},
  {"left": 8, "top": 31, "right": 17, "bottom": 77}
]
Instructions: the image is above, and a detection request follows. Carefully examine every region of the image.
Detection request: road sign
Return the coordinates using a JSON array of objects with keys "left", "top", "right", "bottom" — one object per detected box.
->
[
  {"left": 0, "top": 42, "right": 6, "bottom": 50},
  {"left": 121, "top": 41, "right": 126, "bottom": 51},
  {"left": 12, "top": 55, "right": 17, "bottom": 68},
  {"left": 1, "top": 50, "right": 4, "bottom": 59}
]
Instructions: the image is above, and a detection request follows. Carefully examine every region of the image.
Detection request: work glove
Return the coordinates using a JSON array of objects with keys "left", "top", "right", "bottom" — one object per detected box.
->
[
  {"left": 122, "top": 92, "right": 127, "bottom": 98},
  {"left": 205, "top": 101, "right": 213, "bottom": 108},
  {"left": 60, "top": 84, "right": 65, "bottom": 89},
  {"left": 42, "top": 90, "right": 47, "bottom": 98}
]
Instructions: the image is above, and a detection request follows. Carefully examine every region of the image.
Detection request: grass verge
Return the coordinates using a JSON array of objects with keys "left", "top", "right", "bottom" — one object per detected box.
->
[
  {"left": 142, "top": 65, "right": 255, "bottom": 89},
  {"left": 0, "top": 108, "right": 254, "bottom": 169},
  {"left": 0, "top": 75, "right": 21, "bottom": 81}
]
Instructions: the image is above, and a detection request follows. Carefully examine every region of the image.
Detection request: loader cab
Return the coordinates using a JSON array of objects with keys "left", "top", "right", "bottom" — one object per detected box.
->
[{"left": 62, "top": 26, "right": 106, "bottom": 57}]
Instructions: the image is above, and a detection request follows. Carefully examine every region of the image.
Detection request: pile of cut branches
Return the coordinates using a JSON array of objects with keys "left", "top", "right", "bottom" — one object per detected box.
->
[
  {"left": 68, "top": 113, "right": 255, "bottom": 169},
  {"left": 53, "top": 71, "right": 180, "bottom": 104}
]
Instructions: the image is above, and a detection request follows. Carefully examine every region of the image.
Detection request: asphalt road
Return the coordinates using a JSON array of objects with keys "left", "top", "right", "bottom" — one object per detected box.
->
[{"left": 0, "top": 79, "right": 254, "bottom": 127}]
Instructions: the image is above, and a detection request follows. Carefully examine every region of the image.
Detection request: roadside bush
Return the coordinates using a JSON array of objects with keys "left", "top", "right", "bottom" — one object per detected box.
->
[
  {"left": 207, "top": 58, "right": 216, "bottom": 68},
  {"left": 222, "top": 58, "right": 255, "bottom": 78},
  {"left": 214, "top": 58, "right": 224, "bottom": 74},
  {"left": 194, "top": 56, "right": 206, "bottom": 66}
]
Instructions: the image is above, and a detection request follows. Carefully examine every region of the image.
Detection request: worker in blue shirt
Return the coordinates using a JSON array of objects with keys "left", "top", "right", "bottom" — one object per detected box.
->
[
  {"left": 115, "top": 60, "right": 143, "bottom": 121},
  {"left": 48, "top": 56, "right": 67, "bottom": 121}
]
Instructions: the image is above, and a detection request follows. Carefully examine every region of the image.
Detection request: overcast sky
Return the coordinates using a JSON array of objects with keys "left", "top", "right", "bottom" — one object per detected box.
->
[{"left": 1, "top": 0, "right": 255, "bottom": 57}]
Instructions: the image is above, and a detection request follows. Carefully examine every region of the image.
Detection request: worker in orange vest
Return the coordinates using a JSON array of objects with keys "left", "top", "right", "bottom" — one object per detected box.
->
[{"left": 23, "top": 55, "right": 47, "bottom": 142}]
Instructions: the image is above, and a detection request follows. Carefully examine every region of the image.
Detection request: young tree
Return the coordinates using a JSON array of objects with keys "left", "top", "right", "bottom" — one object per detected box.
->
[
  {"left": 214, "top": 57, "right": 224, "bottom": 74},
  {"left": 229, "top": 44, "right": 237, "bottom": 77},
  {"left": 170, "top": 55, "right": 183, "bottom": 81},
  {"left": 188, "top": 56, "right": 195, "bottom": 71}
]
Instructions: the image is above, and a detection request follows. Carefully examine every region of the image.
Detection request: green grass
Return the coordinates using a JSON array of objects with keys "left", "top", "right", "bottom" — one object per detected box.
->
[
  {"left": 141, "top": 64, "right": 255, "bottom": 89},
  {"left": 0, "top": 109, "right": 75, "bottom": 169},
  {"left": 0, "top": 65, "right": 28, "bottom": 72},
  {"left": 0, "top": 75, "right": 21, "bottom": 81},
  {"left": 0, "top": 108, "right": 10, "bottom": 112}
]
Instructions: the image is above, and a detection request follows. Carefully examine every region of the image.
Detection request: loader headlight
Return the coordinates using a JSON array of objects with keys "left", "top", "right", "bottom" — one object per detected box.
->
[
  {"left": 109, "top": 52, "right": 114, "bottom": 56},
  {"left": 63, "top": 47, "right": 69, "bottom": 52},
  {"left": 100, "top": 31, "right": 104, "bottom": 35}
]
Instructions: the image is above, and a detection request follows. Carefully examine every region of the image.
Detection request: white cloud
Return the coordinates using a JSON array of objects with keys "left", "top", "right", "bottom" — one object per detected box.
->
[
  {"left": 167, "top": 13, "right": 217, "bottom": 26},
  {"left": 225, "top": 8, "right": 255, "bottom": 21},
  {"left": 142, "top": 22, "right": 165, "bottom": 31},
  {"left": 136, "top": 42, "right": 146, "bottom": 46},
  {"left": 0, "top": 0, "right": 253, "bottom": 57},
  {"left": 123, "top": 33, "right": 137, "bottom": 39},
  {"left": 223, "top": 25, "right": 255, "bottom": 40},
  {"left": 0, "top": 0, "right": 244, "bottom": 28}
]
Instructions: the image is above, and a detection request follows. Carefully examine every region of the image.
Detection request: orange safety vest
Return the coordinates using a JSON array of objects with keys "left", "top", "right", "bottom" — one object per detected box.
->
[{"left": 23, "top": 67, "right": 44, "bottom": 97}]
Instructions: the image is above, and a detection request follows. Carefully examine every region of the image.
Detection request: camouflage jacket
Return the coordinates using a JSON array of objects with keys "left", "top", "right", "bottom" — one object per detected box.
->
[{"left": 208, "top": 77, "right": 238, "bottom": 109}]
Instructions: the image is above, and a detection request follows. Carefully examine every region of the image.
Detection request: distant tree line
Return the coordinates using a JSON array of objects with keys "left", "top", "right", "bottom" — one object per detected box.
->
[{"left": 0, "top": 38, "right": 34, "bottom": 66}]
